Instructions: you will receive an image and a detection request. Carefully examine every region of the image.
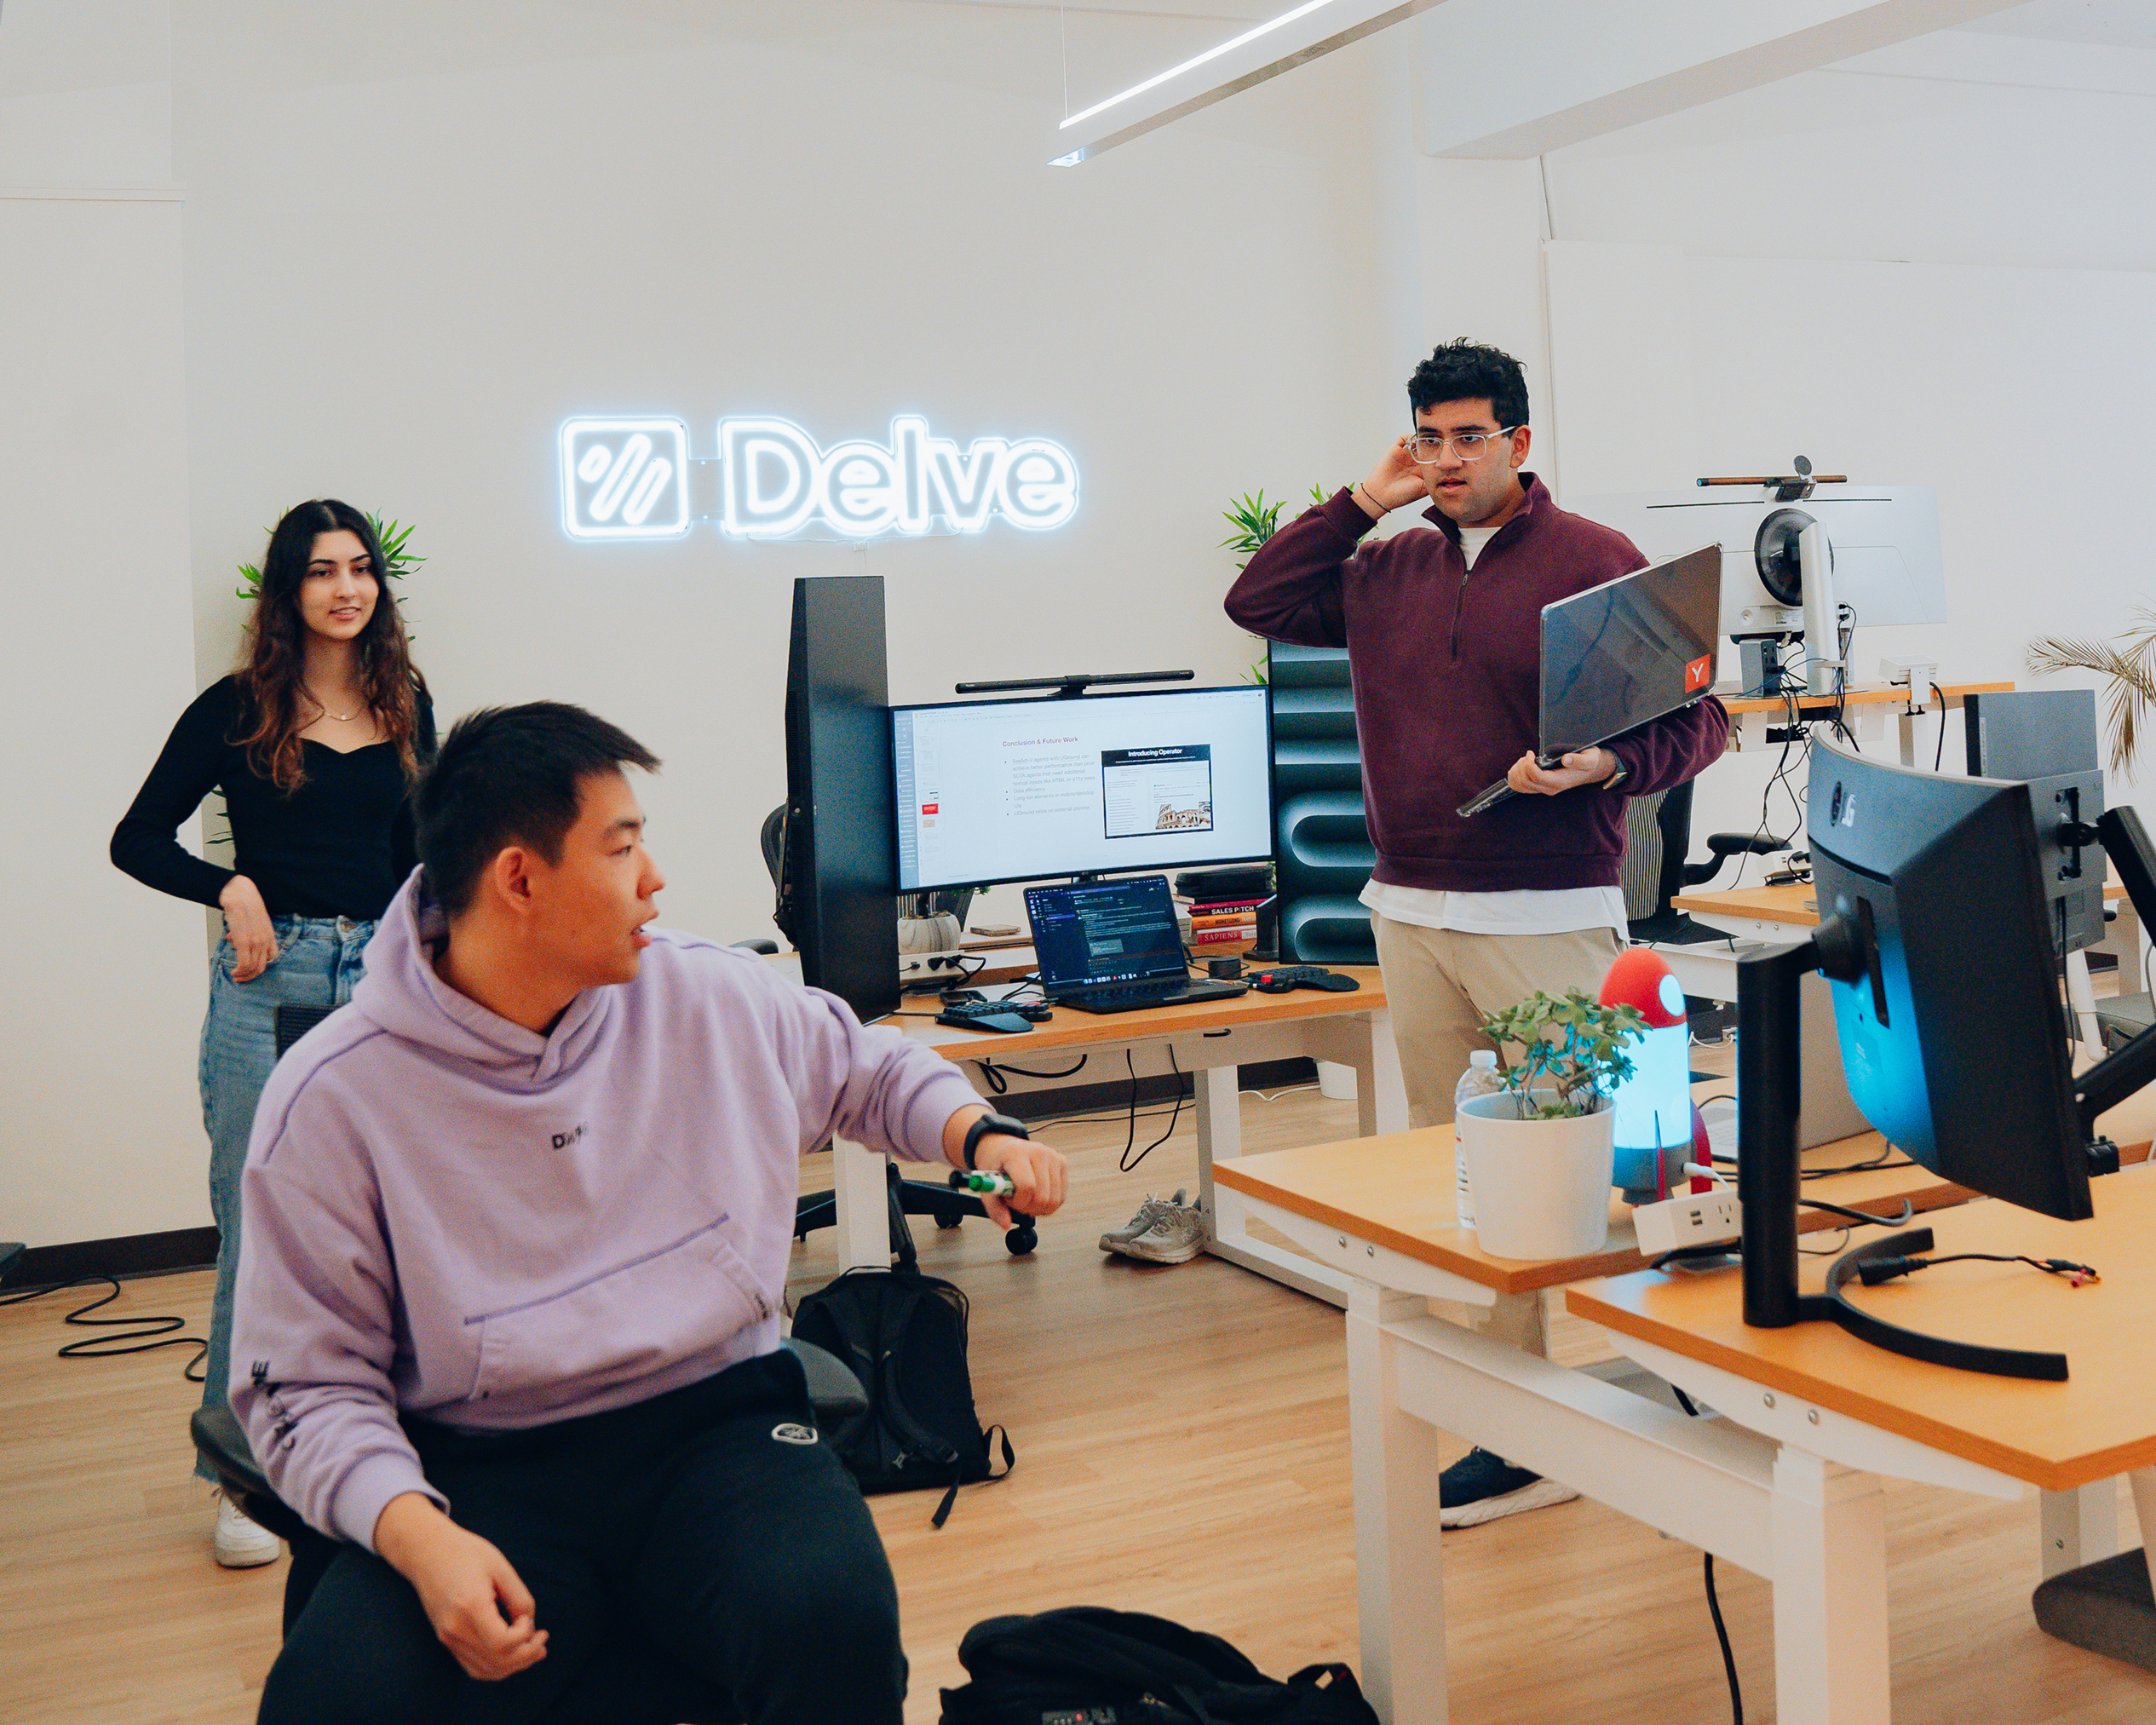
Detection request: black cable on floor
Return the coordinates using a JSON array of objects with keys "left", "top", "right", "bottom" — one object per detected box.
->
[
  {"left": 0, "top": 1274, "right": 208, "bottom": 1381},
  {"left": 1118, "top": 1047, "right": 1186, "bottom": 1174},
  {"left": 1670, "top": 1383, "right": 1744, "bottom": 1722}
]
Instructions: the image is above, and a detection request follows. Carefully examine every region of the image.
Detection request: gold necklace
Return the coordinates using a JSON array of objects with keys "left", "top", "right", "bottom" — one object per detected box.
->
[{"left": 305, "top": 687, "right": 363, "bottom": 723}]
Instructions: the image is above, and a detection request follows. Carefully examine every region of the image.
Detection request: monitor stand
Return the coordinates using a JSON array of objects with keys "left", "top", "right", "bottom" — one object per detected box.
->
[{"left": 1734, "top": 934, "right": 2073, "bottom": 1382}]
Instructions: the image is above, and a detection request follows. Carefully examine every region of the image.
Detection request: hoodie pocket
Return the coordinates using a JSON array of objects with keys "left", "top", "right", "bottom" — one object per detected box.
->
[{"left": 465, "top": 1216, "right": 771, "bottom": 1414}]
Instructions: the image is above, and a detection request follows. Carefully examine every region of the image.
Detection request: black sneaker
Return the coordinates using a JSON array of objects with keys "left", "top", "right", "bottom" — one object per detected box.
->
[{"left": 1438, "top": 1447, "right": 1579, "bottom": 1527}]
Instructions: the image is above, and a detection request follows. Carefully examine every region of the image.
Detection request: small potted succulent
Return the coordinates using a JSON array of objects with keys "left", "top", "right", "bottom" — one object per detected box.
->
[{"left": 1454, "top": 990, "right": 1647, "bottom": 1259}]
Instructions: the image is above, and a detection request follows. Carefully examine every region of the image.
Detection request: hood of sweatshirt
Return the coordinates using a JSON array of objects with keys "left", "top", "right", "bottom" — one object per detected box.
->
[{"left": 351, "top": 870, "right": 613, "bottom": 1089}]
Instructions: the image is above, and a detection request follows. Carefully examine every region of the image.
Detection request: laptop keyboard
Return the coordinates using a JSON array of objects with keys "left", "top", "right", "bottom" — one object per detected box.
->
[{"left": 1059, "top": 977, "right": 1248, "bottom": 1009}]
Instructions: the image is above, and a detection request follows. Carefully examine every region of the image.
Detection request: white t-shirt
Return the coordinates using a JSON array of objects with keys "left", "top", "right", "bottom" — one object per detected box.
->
[
  {"left": 1361, "top": 515, "right": 1627, "bottom": 940},
  {"left": 1360, "top": 879, "right": 1629, "bottom": 939}
]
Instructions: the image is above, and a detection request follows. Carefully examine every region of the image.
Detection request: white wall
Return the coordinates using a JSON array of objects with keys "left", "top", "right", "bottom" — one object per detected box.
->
[
  {"left": 14, "top": 0, "right": 2156, "bottom": 1245},
  {"left": 2, "top": 0, "right": 206, "bottom": 1248},
  {"left": 1530, "top": 18, "right": 2156, "bottom": 874},
  {"left": 1, "top": 192, "right": 205, "bottom": 1245},
  {"left": 172, "top": 3, "right": 1386, "bottom": 953}
]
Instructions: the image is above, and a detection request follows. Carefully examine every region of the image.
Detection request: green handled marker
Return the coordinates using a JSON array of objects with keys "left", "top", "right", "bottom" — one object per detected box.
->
[{"left": 950, "top": 1169, "right": 1016, "bottom": 1198}]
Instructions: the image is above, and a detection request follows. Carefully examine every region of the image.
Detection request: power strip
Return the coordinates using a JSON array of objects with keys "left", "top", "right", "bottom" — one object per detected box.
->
[{"left": 1634, "top": 1189, "right": 1743, "bottom": 1257}]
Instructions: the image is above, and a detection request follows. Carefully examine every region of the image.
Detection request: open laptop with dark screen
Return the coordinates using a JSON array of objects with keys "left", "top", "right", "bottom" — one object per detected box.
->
[
  {"left": 1025, "top": 875, "right": 1248, "bottom": 1014},
  {"left": 1458, "top": 544, "right": 1722, "bottom": 818}
]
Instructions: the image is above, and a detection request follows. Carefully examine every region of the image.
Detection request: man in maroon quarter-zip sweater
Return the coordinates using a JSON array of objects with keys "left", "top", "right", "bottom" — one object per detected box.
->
[{"left": 1227, "top": 341, "right": 1728, "bottom": 1527}]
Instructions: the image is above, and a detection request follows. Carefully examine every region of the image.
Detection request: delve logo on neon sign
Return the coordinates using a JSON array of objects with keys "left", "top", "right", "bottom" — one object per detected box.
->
[{"left": 559, "top": 416, "right": 1080, "bottom": 542}]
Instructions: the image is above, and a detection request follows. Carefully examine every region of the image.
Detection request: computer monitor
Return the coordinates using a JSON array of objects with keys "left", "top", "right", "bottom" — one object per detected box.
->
[
  {"left": 1962, "top": 689, "right": 2106, "bottom": 955},
  {"left": 1565, "top": 485, "right": 1946, "bottom": 642},
  {"left": 1808, "top": 743, "right": 2090, "bottom": 1222},
  {"left": 783, "top": 576, "right": 898, "bottom": 1024},
  {"left": 890, "top": 685, "right": 1273, "bottom": 893},
  {"left": 1733, "top": 739, "right": 2153, "bottom": 1379}
]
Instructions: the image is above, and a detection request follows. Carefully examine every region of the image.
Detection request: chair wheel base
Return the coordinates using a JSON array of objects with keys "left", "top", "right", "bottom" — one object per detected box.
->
[{"left": 2033, "top": 1550, "right": 2156, "bottom": 1673}]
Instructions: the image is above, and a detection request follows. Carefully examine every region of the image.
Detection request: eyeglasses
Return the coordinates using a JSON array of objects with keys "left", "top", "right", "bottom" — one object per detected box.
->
[{"left": 1405, "top": 427, "right": 1521, "bottom": 464}]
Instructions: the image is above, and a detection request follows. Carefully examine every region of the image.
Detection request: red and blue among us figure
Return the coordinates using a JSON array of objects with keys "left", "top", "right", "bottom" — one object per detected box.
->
[{"left": 1599, "top": 946, "right": 1694, "bottom": 1202}]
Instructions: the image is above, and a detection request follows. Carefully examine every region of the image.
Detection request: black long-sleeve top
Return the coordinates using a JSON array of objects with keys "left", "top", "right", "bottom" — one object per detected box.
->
[{"left": 111, "top": 676, "right": 437, "bottom": 921}]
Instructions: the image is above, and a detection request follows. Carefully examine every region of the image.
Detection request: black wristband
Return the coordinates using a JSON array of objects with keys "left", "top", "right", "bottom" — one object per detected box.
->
[{"left": 963, "top": 1111, "right": 1030, "bottom": 1170}]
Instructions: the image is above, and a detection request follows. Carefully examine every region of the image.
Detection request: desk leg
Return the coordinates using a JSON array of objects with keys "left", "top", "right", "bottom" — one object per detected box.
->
[
  {"left": 832, "top": 1136, "right": 889, "bottom": 1271},
  {"left": 1772, "top": 1451, "right": 1889, "bottom": 1725},
  {"left": 1358, "top": 1009, "right": 1409, "bottom": 1139},
  {"left": 2118, "top": 899, "right": 2147, "bottom": 994},
  {"left": 2042, "top": 1481, "right": 2120, "bottom": 1578},
  {"left": 1347, "top": 1285, "right": 1447, "bottom": 1725},
  {"left": 2066, "top": 952, "right": 2101, "bottom": 1052},
  {"left": 2129, "top": 1469, "right": 2156, "bottom": 1600}
]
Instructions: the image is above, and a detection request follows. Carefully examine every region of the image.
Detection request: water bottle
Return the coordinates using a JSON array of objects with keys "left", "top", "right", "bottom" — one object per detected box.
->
[{"left": 1453, "top": 1049, "right": 1504, "bottom": 1230}]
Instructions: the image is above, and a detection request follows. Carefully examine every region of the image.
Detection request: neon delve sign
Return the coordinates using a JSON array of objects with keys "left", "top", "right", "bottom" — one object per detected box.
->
[{"left": 559, "top": 416, "right": 1080, "bottom": 542}]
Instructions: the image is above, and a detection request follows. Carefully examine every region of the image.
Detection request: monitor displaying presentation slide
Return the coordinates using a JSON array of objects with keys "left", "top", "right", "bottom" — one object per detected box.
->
[{"left": 891, "top": 685, "right": 1273, "bottom": 892}]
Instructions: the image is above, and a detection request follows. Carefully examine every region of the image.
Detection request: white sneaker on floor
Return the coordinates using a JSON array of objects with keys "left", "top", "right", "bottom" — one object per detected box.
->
[
  {"left": 1099, "top": 1188, "right": 1187, "bottom": 1251},
  {"left": 214, "top": 1493, "right": 282, "bottom": 1568},
  {"left": 1103, "top": 1195, "right": 1206, "bottom": 1265}
]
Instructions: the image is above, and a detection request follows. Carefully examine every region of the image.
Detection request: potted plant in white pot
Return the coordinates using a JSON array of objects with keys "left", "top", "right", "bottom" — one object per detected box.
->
[{"left": 1455, "top": 990, "right": 1647, "bottom": 1259}]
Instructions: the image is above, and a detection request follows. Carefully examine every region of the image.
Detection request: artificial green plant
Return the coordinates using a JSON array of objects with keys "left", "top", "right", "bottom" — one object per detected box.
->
[{"left": 1479, "top": 989, "right": 1647, "bottom": 1120}]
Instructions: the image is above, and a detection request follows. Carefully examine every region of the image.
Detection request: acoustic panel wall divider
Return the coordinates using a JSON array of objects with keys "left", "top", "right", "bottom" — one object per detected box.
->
[{"left": 1268, "top": 644, "right": 1377, "bottom": 964}]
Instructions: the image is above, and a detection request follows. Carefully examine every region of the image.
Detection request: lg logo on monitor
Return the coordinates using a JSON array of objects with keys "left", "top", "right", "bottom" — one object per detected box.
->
[{"left": 560, "top": 416, "right": 1080, "bottom": 542}]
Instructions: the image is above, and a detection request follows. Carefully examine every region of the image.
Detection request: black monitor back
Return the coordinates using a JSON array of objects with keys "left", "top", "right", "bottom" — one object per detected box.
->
[
  {"left": 1808, "top": 742, "right": 2090, "bottom": 1221},
  {"left": 1965, "top": 688, "right": 2099, "bottom": 779},
  {"left": 1963, "top": 689, "right": 2106, "bottom": 954},
  {"left": 785, "top": 576, "right": 897, "bottom": 1024}
]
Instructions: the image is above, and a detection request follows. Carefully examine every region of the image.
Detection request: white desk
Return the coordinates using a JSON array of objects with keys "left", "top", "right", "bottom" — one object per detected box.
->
[
  {"left": 829, "top": 973, "right": 1408, "bottom": 1303},
  {"left": 1215, "top": 1130, "right": 2156, "bottom": 1724}
]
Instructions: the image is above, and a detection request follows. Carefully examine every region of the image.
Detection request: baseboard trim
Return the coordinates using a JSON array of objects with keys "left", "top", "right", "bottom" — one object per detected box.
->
[{"left": 2, "top": 1227, "right": 219, "bottom": 1290}]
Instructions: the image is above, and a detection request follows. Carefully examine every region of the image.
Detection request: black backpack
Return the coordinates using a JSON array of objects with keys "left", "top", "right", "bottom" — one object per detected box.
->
[
  {"left": 939, "top": 1607, "right": 1381, "bottom": 1725},
  {"left": 791, "top": 1266, "right": 1013, "bottom": 1527}
]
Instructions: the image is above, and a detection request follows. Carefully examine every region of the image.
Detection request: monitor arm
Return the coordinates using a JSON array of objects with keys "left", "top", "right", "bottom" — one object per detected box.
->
[{"left": 2074, "top": 805, "right": 2156, "bottom": 1130}]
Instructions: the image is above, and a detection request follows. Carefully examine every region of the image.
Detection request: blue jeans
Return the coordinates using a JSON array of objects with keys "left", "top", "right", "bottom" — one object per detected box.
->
[{"left": 197, "top": 914, "right": 374, "bottom": 1478}]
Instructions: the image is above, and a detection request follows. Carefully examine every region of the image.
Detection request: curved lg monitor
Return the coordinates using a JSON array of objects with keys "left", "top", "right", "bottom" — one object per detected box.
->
[
  {"left": 1807, "top": 739, "right": 2091, "bottom": 1222},
  {"left": 891, "top": 684, "right": 1273, "bottom": 893}
]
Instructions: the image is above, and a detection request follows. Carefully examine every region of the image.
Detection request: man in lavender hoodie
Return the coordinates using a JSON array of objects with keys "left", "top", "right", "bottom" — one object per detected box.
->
[{"left": 230, "top": 702, "right": 1067, "bottom": 1724}]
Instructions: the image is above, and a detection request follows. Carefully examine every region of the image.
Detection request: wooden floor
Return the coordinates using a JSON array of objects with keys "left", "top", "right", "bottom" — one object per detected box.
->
[{"left": 7, "top": 1077, "right": 2156, "bottom": 1723}]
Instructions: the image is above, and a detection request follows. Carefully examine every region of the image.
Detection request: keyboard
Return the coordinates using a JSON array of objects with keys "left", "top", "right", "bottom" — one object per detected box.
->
[
  {"left": 934, "top": 999, "right": 1043, "bottom": 1033},
  {"left": 1050, "top": 977, "right": 1249, "bottom": 1015}
]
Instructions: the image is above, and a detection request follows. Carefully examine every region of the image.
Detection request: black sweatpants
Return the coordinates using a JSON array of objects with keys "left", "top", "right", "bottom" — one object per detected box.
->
[{"left": 258, "top": 1350, "right": 904, "bottom": 1725}]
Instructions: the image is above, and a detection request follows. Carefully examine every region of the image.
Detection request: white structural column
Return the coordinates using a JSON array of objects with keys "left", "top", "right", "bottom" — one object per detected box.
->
[
  {"left": 1345, "top": 1283, "right": 1450, "bottom": 1725},
  {"left": 1417, "top": 0, "right": 2025, "bottom": 158},
  {"left": 1771, "top": 1450, "right": 1891, "bottom": 1725}
]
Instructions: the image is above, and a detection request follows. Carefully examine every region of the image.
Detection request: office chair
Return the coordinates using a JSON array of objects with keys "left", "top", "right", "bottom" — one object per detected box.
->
[
  {"left": 192, "top": 1003, "right": 872, "bottom": 1717},
  {"left": 756, "top": 808, "right": 1026, "bottom": 1261},
  {"left": 1621, "top": 779, "right": 1785, "bottom": 945}
]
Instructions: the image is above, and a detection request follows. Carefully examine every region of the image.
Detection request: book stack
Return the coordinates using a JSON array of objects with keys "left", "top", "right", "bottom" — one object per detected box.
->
[{"left": 1184, "top": 894, "right": 1266, "bottom": 954}]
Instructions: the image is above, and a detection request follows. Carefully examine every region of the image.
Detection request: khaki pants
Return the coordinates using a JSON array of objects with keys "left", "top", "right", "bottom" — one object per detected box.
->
[{"left": 1371, "top": 913, "right": 1625, "bottom": 1360}]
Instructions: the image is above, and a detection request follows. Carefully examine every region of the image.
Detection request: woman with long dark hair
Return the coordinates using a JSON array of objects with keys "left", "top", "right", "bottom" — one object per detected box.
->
[{"left": 112, "top": 498, "right": 434, "bottom": 1567}]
